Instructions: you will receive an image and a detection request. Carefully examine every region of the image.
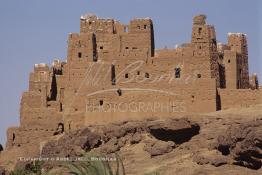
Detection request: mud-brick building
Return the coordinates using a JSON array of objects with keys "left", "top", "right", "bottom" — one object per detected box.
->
[{"left": 4, "top": 14, "right": 262, "bottom": 155}]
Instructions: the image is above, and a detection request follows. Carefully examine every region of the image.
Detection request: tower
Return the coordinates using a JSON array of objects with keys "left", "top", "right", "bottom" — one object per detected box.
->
[
  {"left": 191, "top": 15, "right": 220, "bottom": 86},
  {"left": 227, "top": 33, "right": 249, "bottom": 88}
]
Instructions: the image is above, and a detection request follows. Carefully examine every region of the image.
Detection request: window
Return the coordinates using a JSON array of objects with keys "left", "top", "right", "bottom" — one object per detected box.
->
[
  {"left": 228, "top": 59, "right": 231, "bottom": 63},
  {"left": 197, "top": 74, "right": 201, "bottom": 78},
  {"left": 145, "top": 72, "right": 149, "bottom": 78},
  {"left": 117, "top": 89, "right": 122, "bottom": 96},
  {"left": 137, "top": 71, "right": 140, "bottom": 75},
  {"left": 125, "top": 73, "right": 129, "bottom": 78},
  {"left": 78, "top": 52, "right": 82, "bottom": 58},
  {"left": 175, "top": 68, "right": 181, "bottom": 78},
  {"left": 125, "top": 47, "right": 129, "bottom": 49},
  {"left": 111, "top": 64, "right": 116, "bottom": 85},
  {"left": 100, "top": 46, "right": 103, "bottom": 50},
  {"left": 144, "top": 25, "right": 147, "bottom": 29},
  {"left": 99, "top": 100, "right": 103, "bottom": 106},
  {"left": 198, "top": 28, "right": 202, "bottom": 35}
]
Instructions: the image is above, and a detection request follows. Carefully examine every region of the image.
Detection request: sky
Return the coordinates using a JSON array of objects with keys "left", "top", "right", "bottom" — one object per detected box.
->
[{"left": 0, "top": 0, "right": 261, "bottom": 146}]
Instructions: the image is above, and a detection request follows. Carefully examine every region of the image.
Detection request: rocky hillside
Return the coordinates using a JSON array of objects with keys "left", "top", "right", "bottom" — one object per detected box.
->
[{"left": 1, "top": 104, "right": 262, "bottom": 175}]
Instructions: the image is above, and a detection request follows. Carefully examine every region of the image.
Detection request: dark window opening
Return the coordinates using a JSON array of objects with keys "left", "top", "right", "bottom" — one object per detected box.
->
[
  {"left": 125, "top": 47, "right": 129, "bottom": 49},
  {"left": 60, "top": 103, "right": 63, "bottom": 112},
  {"left": 137, "top": 71, "right": 140, "bottom": 75},
  {"left": 175, "top": 68, "right": 181, "bottom": 78},
  {"left": 132, "top": 47, "right": 137, "bottom": 49},
  {"left": 117, "top": 89, "right": 122, "bottom": 96},
  {"left": 228, "top": 59, "right": 231, "bottom": 63},
  {"left": 111, "top": 64, "right": 116, "bottom": 85},
  {"left": 12, "top": 133, "right": 15, "bottom": 142},
  {"left": 100, "top": 46, "right": 103, "bottom": 50},
  {"left": 53, "top": 123, "right": 64, "bottom": 136},
  {"left": 145, "top": 72, "right": 150, "bottom": 78},
  {"left": 199, "top": 45, "right": 202, "bottom": 49},
  {"left": 144, "top": 25, "right": 147, "bottom": 29},
  {"left": 198, "top": 28, "right": 202, "bottom": 35},
  {"left": 197, "top": 74, "right": 201, "bottom": 78},
  {"left": 125, "top": 73, "right": 129, "bottom": 78},
  {"left": 99, "top": 100, "right": 103, "bottom": 106},
  {"left": 78, "top": 52, "right": 82, "bottom": 58}
]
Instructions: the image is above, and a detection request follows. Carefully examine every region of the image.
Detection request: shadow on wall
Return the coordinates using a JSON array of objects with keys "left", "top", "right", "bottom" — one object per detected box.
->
[{"left": 0, "top": 144, "right": 3, "bottom": 152}]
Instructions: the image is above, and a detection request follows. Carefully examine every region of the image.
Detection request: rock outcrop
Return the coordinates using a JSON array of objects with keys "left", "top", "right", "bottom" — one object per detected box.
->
[
  {"left": 42, "top": 118, "right": 200, "bottom": 158},
  {"left": 215, "top": 119, "right": 262, "bottom": 170}
]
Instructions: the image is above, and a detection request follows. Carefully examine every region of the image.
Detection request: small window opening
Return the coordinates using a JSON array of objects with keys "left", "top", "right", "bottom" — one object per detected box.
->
[
  {"left": 125, "top": 73, "right": 129, "bottom": 78},
  {"left": 145, "top": 72, "right": 150, "bottom": 78},
  {"left": 117, "top": 89, "right": 122, "bottom": 96},
  {"left": 137, "top": 71, "right": 140, "bottom": 75},
  {"left": 78, "top": 52, "right": 82, "bottom": 58},
  {"left": 198, "top": 28, "right": 202, "bottom": 35},
  {"left": 175, "top": 68, "right": 181, "bottom": 78},
  {"left": 100, "top": 46, "right": 103, "bottom": 50},
  {"left": 228, "top": 59, "right": 231, "bottom": 63},
  {"left": 111, "top": 64, "right": 116, "bottom": 85},
  {"left": 125, "top": 47, "right": 129, "bottom": 49},
  {"left": 144, "top": 25, "right": 147, "bottom": 29},
  {"left": 197, "top": 74, "right": 201, "bottom": 78},
  {"left": 12, "top": 133, "right": 15, "bottom": 142},
  {"left": 99, "top": 100, "right": 103, "bottom": 106}
]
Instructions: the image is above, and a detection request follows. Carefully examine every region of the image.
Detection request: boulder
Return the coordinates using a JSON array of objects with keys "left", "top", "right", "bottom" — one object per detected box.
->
[
  {"left": 41, "top": 118, "right": 200, "bottom": 158},
  {"left": 215, "top": 119, "right": 262, "bottom": 170},
  {"left": 144, "top": 139, "right": 175, "bottom": 156}
]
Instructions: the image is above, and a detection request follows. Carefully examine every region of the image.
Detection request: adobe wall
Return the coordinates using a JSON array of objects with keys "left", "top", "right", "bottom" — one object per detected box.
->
[
  {"left": 218, "top": 89, "right": 262, "bottom": 110},
  {"left": 63, "top": 78, "right": 217, "bottom": 130}
]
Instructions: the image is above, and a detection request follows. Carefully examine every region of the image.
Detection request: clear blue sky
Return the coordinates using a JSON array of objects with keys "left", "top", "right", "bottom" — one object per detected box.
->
[{"left": 0, "top": 0, "right": 261, "bottom": 146}]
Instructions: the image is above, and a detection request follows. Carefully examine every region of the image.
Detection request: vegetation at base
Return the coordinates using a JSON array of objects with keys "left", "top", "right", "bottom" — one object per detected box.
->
[
  {"left": 65, "top": 153, "right": 125, "bottom": 175},
  {"left": 9, "top": 161, "right": 50, "bottom": 175},
  {"left": 8, "top": 153, "right": 160, "bottom": 175}
]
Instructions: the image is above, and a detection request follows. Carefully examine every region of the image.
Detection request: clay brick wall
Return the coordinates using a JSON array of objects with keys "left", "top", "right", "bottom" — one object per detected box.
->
[{"left": 218, "top": 89, "right": 262, "bottom": 110}]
